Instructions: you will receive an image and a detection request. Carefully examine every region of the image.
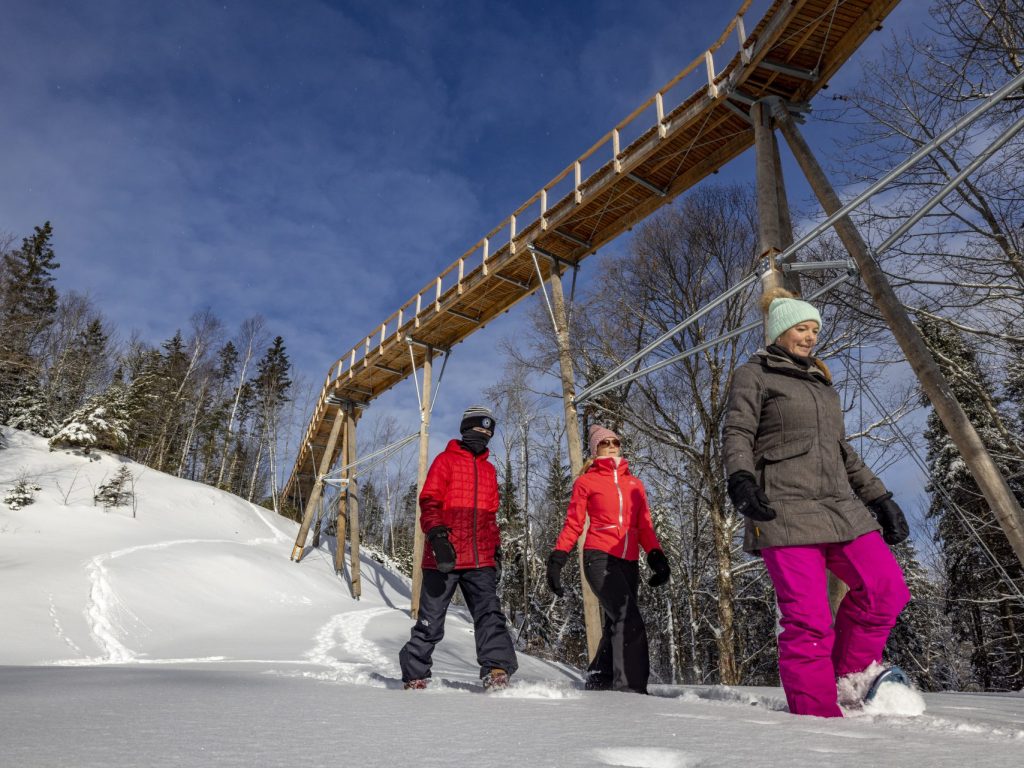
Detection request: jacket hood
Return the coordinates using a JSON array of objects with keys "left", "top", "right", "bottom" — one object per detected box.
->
[{"left": 752, "top": 348, "right": 832, "bottom": 385}]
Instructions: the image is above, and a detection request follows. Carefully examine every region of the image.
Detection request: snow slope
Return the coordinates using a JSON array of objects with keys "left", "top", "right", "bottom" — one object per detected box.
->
[{"left": 1, "top": 427, "right": 1021, "bottom": 768}]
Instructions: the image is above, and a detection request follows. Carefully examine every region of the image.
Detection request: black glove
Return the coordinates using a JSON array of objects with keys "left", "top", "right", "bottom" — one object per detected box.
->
[
  {"left": 727, "top": 471, "right": 777, "bottom": 521},
  {"left": 546, "top": 550, "right": 568, "bottom": 597},
  {"left": 427, "top": 526, "right": 456, "bottom": 573},
  {"left": 868, "top": 493, "right": 910, "bottom": 546},
  {"left": 494, "top": 546, "right": 503, "bottom": 582},
  {"left": 646, "top": 548, "right": 671, "bottom": 587}
]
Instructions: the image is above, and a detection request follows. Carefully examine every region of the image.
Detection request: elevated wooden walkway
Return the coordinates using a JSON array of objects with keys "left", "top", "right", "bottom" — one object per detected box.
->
[{"left": 282, "top": 0, "right": 901, "bottom": 512}]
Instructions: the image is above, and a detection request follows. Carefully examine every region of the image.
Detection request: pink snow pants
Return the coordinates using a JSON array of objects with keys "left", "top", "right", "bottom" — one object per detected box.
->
[{"left": 761, "top": 531, "right": 910, "bottom": 718}]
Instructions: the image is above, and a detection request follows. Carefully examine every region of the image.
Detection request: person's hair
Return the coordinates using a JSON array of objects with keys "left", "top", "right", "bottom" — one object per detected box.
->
[{"left": 577, "top": 457, "right": 595, "bottom": 478}]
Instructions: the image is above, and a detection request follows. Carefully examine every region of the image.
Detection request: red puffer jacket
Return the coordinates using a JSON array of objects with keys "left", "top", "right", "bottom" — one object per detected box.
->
[
  {"left": 554, "top": 457, "right": 661, "bottom": 560},
  {"left": 419, "top": 440, "right": 501, "bottom": 570}
]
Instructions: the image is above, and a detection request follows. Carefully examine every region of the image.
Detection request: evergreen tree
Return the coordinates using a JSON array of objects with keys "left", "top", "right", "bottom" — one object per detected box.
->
[
  {"left": 359, "top": 480, "right": 388, "bottom": 549},
  {"left": 249, "top": 336, "right": 292, "bottom": 505},
  {"left": 49, "top": 383, "right": 130, "bottom": 453},
  {"left": 0, "top": 222, "right": 60, "bottom": 422},
  {"left": 919, "top": 317, "right": 1024, "bottom": 691},
  {"left": 4, "top": 379, "right": 57, "bottom": 437},
  {"left": 387, "top": 481, "right": 419, "bottom": 576},
  {"left": 253, "top": 336, "right": 292, "bottom": 409},
  {"left": 886, "top": 540, "right": 962, "bottom": 692},
  {"left": 497, "top": 459, "right": 527, "bottom": 640},
  {"left": 120, "top": 346, "right": 165, "bottom": 463},
  {"left": 532, "top": 452, "right": 588, "bottom": 665}
]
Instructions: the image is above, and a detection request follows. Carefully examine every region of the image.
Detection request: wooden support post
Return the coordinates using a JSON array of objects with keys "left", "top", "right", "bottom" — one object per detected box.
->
[
  {"left": 290, "top": 408, "right": 345, "bottom": 562},
  {"left": 772, "top": 100, "right": 1024, "bottom": 569},
  {"left": 334, "top": 410, "right": 350, "bottom": 572},
  {"left": 343, "top": 407, "right": 362, "bottom": 598},
  {"left": 752, "top": 101, "right": 801, "bottom": 306},
  {"left": 310, "top": 495, "right": 324, "bottom": 549},
  {"left": 547, "top": 266, "right": 603, "bottom": 659},
  {"left": 410, "top": 347, "right": 433, "bottom": 619},
  {"left": 754, "top": 100, "right": 849, "bottom": 610}
]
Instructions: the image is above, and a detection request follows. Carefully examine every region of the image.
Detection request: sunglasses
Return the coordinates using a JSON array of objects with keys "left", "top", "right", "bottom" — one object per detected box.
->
[{"left": 598, "top": 438, "right": 621, "bottom": 448}]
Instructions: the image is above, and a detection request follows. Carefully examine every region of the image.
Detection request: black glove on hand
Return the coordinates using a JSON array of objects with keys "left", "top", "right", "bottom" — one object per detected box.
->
[
  {"left": 868, "top": 492, "right": 910, "bottom": 546},
  {"left": 427, "top": 526, "right": 457, "bottom": 573},
  {"left": 546, "top": 550, "right": 568, "bottom": 597},
  {"left": 646, "top": 548, "right": 671, "bottom": 587},
  {"left": 494, "top": 546, "right": 503, "bottom": 582},
  {"left": 727, "top": 471, "right": 777, "bottom": 522}
]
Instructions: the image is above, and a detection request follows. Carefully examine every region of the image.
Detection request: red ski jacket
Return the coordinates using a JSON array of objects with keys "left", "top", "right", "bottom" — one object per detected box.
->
[
  {"left": 419, "top": 439, "right": 501, "bottom": 570},
  {"left": 554, "top": 457, "right": 661, "bottom": 561}
]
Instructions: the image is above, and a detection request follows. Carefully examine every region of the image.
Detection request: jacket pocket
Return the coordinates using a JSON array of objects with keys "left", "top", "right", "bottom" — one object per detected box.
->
[{"left": 761, "top": 437, "right": 814, "bottom": 501}]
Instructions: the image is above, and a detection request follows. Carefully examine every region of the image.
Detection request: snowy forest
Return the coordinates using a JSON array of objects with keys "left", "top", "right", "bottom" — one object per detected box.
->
[
  {"left": 3, "top": 0, "right": 1023, "bottom": 698},
  {"left": 0, "top": 220, "right": 298, "bottom": 510}
]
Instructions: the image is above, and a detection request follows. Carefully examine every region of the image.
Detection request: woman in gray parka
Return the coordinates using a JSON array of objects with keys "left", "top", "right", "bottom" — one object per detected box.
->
[{"left": 722, "top": 287, "right": 911, "bottom": 718}]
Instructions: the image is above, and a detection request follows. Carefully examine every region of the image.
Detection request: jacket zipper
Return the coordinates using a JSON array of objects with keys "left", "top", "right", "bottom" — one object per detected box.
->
[
  {"left": 472, "top": 457, "right": 480, "bottom": 567},
  {"left": 613, "top": 464, "right": 627, "bottom": 557}
]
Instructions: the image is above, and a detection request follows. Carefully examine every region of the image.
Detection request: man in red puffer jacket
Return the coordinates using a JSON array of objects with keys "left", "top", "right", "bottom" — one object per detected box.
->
[{"left": 399, "top": 405, "right": 518, "bottom": 691}]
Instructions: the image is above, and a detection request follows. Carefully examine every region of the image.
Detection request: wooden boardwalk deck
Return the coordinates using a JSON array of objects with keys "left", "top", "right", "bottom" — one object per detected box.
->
[{"left": 282, "top": 0, "right": 902, "bottom": 512}]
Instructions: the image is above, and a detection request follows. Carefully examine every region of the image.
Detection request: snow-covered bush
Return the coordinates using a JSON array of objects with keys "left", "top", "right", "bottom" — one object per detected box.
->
[
  {"left": 4, "top": 478, "right": 43, "bottom": 510},
  {"left": 3, "top": 385, "right": 57, "bottom": 438},
  {"left": 94, "top": 467, "right": 134, "bottom": 511},
  {"left": 49, "top": 386, "right": 129, "bottom": 454}
]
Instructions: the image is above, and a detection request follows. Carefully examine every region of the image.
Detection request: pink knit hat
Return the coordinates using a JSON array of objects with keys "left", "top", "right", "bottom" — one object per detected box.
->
[{"left": 588, "top": 425, "right": 620, "bottom": 457}]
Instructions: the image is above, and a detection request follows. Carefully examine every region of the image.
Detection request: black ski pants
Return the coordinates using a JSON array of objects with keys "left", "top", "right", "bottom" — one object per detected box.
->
[
  {"left": 584, "top": 550, "right": 650, "bottom": 694},
  {"left": 399, "top": 566, "right": 518, "bottom": 682}
]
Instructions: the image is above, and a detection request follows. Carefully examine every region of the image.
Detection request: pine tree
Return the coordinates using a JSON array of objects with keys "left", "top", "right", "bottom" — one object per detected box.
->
[
  {"left": 919, "top": 317, "right": 1024, "bottom": 691},
  {"left": 249, "top": 336, "right": 292, "bottom": 505},
  {"left": 886, "top": 540, "right": 961, "bottom": 692},
  {"left": 497, "top": 459, "right": 527, "bottom": 640},
  {"left": 4, "top": 379, "right": 57, "bottom": 437},
  {"left": 0, "top": 222, "right": 60, "bottom": 422},
  {"left": 49, "top": 383, "right": 130, "bottom": 454},
  {"left": 533, "top": 452, "right": 588, "bottom": 665}
]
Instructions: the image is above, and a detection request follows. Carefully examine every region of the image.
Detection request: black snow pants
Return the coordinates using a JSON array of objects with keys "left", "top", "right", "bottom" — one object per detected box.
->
[
  {"left": 583, "top": 550, "right": 650, "bottom": 694},
  {"left": 399, "top": 566, "right": 518, "bottom": 682}
]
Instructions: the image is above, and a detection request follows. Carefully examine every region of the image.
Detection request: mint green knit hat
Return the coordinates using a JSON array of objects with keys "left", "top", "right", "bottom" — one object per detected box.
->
[{"left": 766, "top": 296, "right": 822, "bottom": 343}]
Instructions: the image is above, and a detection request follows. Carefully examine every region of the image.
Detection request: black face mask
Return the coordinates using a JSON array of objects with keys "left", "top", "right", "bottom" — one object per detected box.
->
[{"left": 460, "top": 428, "right": 491, "bottom": 455}]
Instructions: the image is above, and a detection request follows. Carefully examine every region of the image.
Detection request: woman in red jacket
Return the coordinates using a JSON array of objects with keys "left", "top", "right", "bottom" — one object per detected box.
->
[{"left": 547, "top": 425, "right": 671, "bottom": 693}]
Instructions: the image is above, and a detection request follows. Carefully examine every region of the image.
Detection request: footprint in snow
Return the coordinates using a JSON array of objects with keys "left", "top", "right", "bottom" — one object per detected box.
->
[{"left": 593, "top": 747, "right": 698, "bottom": 768}]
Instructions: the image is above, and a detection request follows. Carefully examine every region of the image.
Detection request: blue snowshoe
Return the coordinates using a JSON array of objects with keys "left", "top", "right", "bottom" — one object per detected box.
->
[{"left": 864, "top": 665, "right": 911, "bottom": 703}]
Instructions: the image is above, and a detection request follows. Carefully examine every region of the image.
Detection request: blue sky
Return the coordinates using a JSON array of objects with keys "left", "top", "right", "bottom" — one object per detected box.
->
[{"left": 0, "top": 0, "right": 932, "bottom": 496}]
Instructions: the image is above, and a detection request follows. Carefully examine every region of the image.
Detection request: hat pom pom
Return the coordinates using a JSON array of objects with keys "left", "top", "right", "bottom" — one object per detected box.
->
[{"left": 759, "top": 286, "right": 796, "bottom": 315}]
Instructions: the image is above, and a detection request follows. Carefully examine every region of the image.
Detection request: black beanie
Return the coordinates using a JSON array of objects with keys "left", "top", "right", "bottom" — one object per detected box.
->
[{"left": 460, "top": 404, "right": 495, "bottom": 434}]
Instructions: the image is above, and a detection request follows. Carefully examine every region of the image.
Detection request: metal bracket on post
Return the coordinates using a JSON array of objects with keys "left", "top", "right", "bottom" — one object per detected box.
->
[{"left": 780, "top": 259, "right": 858, "bottom": 276}]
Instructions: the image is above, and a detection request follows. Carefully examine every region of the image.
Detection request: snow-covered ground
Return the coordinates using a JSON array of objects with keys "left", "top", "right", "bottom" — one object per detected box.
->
[{"left": 1, "top": 427, "right": 1021, "bottom": 767}]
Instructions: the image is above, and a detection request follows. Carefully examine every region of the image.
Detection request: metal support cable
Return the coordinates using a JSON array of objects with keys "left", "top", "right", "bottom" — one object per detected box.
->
[
  {"left": 408, "top": 341, "right": 423, "bottom": 417},
  {"left": 876, "top": 111, "right": 1024, "bottom": 254},
  {"left": 576, "top": 271, "right": 762, "bottom": 403},
  {"left": 848, "top": 354, "right": 1024, "bottom": 604},
  {"left": 323, "top": 431, "right": 419, "bottom": 479},
  {"left": 580, "top": 273, "right": 851, "bottom": 402},
  {"left": 341, "top": 435, "right": 419, "bottom": 477},
  {"left": 428, "top": 348, "right": 450, "bottom": 414},
  {"left": 531, "top": 249, "right": 560, "bottom": 336}
]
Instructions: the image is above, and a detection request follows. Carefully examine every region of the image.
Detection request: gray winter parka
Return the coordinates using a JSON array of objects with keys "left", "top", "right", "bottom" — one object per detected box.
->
[{"left": 723, "top": 348, "right": 886, "bottom": 553}]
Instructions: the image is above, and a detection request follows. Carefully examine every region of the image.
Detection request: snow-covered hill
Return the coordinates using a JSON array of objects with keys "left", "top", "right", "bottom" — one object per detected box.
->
[{"left": 1, "top": 427, "right": 1021, "bottom": 768}]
